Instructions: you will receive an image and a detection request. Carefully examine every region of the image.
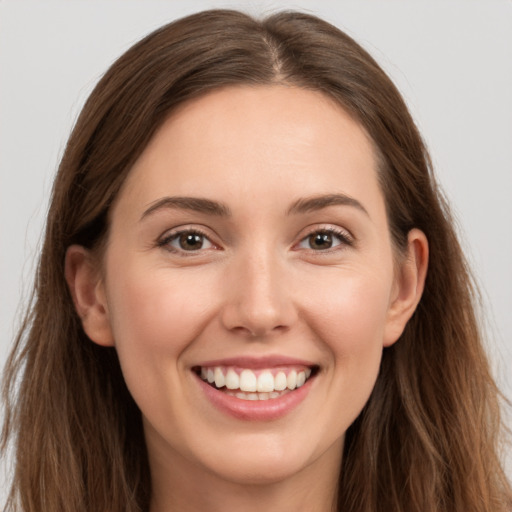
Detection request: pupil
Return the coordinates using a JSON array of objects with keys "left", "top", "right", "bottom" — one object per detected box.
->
[
  {"left": 310, "top": 232, "right": 332, "bottom": 249},
  {"left": 180, "top": 233, "right": 203, "bottom": 250}
]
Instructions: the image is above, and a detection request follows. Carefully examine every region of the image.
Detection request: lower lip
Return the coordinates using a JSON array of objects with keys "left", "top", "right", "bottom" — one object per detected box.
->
[{"left": 195, "top": 374, "right": 314, "bottom": 421}]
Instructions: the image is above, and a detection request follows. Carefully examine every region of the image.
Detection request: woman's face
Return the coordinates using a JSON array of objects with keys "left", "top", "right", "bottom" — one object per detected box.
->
[{"left": 71, "top": 85, "right": 425, "bottom": 488}]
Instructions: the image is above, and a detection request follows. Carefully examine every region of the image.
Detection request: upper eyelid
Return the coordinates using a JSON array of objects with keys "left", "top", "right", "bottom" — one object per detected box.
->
[
  {"left": 295, "top": 223, "right": 355, "bottom": 242},
  {"left": 159, "top": 224, "right": 214, "bottom": 240}
]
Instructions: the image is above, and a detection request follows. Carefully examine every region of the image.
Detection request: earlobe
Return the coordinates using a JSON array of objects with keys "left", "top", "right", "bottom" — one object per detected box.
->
[
  {"left": 64, "top": 245, "right": 114, "bottom": 347},
  {"left": 383, "top": 229, "right": 429, "bottom": 347}
]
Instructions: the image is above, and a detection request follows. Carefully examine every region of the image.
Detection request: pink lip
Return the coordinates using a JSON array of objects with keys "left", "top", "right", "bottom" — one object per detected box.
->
[
  {"left": 195, "top": 377, "right": 314, "bottom": 421},
  {"left": 195, "top": 355, "right": 316, "bottom": 369},
  {"left": 192, "top": 356, "right": 317, "bottom": 421}
]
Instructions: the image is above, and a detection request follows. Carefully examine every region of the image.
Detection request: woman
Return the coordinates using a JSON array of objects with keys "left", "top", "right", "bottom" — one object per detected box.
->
[{"left": 2, "top": 9, "right": 511, "bottom": 512}]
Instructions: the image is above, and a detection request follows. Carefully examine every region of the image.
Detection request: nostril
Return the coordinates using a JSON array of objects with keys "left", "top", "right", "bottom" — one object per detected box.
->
[
  {"left": 225, "top": 324, "right": 289, "bottom": 339},
  {"left": 219, "top": 275, "right": 298, "bottom": 337}
]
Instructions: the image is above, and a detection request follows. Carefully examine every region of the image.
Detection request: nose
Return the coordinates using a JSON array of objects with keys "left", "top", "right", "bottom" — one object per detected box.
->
[{"left": 220, "top": 250, "right": 298, "bottom": 338}]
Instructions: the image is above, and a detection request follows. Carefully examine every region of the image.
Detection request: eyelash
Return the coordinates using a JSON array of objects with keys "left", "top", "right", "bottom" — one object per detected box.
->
[
  {"left": 157, "top": 228, "right": 216, "bottom": 255},
  {"left": 157, "top": 226, "right": 354, "bottom": 255},
  {"left": 295, "top": 227, "right": 354, "bottom": 253}
]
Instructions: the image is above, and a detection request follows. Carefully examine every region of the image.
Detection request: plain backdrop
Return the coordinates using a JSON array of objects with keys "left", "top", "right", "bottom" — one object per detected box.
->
[{"left": 1, "top": 0, "right": 511, "bottom": 498}]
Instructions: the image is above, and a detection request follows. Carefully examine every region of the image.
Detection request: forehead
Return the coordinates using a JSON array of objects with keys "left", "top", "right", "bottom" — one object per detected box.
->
[{"left": 116, "top": 85, "right": 384, "bottom": 220}]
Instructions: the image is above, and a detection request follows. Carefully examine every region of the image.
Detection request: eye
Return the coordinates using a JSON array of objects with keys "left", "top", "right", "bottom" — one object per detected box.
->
[
  {"left": 297, "top": 228, "right": 353, "bottom": 251},
  {"left": 159, "top": 229, "right": 215, "bottom": 253}
]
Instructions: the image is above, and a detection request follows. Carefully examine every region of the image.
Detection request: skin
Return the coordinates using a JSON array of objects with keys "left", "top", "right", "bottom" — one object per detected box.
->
[{"left": 66, "top": 85, "right": 428, "bottom": 512}]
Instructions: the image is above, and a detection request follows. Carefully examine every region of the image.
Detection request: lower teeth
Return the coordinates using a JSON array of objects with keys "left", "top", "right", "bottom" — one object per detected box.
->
[{"left": 223, "top": 389, "right": 290, "bottom": 401}]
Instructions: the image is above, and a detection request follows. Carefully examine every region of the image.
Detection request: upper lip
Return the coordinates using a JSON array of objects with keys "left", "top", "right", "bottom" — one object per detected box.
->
[{"left": 194, "top": 355, "right": 317, "bottom": 369}]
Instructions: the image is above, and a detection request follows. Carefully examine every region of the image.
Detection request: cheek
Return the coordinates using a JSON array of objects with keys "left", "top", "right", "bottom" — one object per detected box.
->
[
  {"left": 104, "top": 260, "right": 220, "bottom": 375},
  {"left": 103, "top": 259, "right": 226, "bottom": 434},
  {"left": 302, "top": 268, "right": 392, "bottom": 400},
  {"left": 305, "top": 267, "right": 392, "bottom": 344}
]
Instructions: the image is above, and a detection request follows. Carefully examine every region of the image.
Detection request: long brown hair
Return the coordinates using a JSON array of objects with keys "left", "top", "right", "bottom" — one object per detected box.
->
[{"left": 2, "top": 9, "right": 511, "bottom": 512}]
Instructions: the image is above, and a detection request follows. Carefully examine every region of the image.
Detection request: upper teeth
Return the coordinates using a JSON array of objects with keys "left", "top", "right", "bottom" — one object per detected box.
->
[{"left": 200, "top": 367, "right": 312, "bottom": 393}]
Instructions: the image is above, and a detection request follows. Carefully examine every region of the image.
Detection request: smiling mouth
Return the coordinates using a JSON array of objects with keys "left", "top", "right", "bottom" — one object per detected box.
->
[{"left": 193, "top": 365, "right": 319, "bottom": 401}]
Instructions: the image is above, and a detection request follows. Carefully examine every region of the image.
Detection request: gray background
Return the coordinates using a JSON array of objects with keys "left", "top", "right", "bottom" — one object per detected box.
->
[{"left": 1, "top": 0, "right": 511, "bottom": 497}]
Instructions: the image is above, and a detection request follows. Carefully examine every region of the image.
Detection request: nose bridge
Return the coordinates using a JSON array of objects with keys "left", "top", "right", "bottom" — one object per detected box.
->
[{"left": 221, "top": 243, "right": 296, "bottom": 337}]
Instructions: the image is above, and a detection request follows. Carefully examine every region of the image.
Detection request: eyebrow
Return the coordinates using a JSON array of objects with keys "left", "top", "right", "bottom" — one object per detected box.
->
[
  {"left": 140, "top": 196, "right": 231, "bottom": 220},
  {"left": 140, "top": 192, "right": 368, "bottom": 221},
  {"left": 287, "top": 193, "right": 369, "bottom": 216}
]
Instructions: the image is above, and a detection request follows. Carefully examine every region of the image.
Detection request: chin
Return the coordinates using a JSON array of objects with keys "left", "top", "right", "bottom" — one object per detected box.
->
[
  {"left": 190, "top": 428, "right": 342, "bottom": 487},
  {"left": 205, "top": 452, "right": 310, "bottom": 486}
]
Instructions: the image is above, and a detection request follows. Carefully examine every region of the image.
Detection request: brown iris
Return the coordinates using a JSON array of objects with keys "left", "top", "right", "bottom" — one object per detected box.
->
[
  {"left": 178, "top": 233, "right": 204, "bottom": 250},
  {"left": 308, "top": 232, "right": 334, "bottom": 250}
]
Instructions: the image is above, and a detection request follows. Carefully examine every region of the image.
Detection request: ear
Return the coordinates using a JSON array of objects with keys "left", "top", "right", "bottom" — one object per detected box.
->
[
  {"left": 383, "top": 228, "right": 429, "bottom": 347},
  {"left": 64, "top": 245, "right": 114, "bottom": 347}
]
